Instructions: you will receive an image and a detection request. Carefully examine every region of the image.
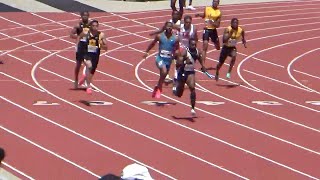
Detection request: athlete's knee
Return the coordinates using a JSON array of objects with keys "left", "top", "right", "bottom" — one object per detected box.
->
[{"left": 84, "top": 60, "right": 92, "bottom": 68}]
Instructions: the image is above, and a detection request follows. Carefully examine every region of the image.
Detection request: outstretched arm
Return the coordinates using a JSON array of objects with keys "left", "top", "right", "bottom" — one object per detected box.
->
[
  {"left": 241, "top": 30, "right": 247, "bottom": 48},
  {"left": 143, "top": 35, "right": 159, "bottom": 58},
  {"left": 197, "top": 50, "right": 206, "bottom": 72},
  {"left": 195, "top": 8, "right": 206, "bottom": 18},
  {"left": 193, "top": 26, "right": 198, "bottom": 42},
  {"left": 149, "top": 23, "right": 166, "bottom": 36}
]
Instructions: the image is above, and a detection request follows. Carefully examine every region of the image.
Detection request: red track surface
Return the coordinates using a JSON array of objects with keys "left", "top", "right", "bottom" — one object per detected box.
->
[{"left": 0, "top": 1, "right": 320, "bottom": 179}]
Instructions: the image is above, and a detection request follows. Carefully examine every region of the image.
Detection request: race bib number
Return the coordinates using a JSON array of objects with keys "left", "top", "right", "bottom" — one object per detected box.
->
[
  {"left": 228, "top": 39, "right": 237, "bottom": 46},
  {"left": 160, "top": 50, "right": 172, "bottom": 58},
  {"left": 88, "top": 45, "right": 98, "bottom": 53}
]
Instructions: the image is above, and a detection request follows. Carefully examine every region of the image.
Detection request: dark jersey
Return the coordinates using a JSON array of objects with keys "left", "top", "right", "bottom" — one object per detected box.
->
[
  {"left": 77, "top": 21, "right": 90, "bottom": 52},
  {"left": 86, "top": 31, "right": 102, "bottom": 55}
]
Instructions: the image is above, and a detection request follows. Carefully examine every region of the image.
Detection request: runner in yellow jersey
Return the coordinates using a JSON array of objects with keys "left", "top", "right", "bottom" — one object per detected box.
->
[
  {"left": 78, "top": 20, "right": 108, "bottom": 94},
  {"left": 195, "top": 0, "right": 221, "bottom": 67},
  {"left": 215, "top": 18, "right": 247, "bottom": 81}
]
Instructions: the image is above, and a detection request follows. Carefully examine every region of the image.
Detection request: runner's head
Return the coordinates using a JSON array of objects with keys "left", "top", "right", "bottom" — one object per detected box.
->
[
  {"left": 212, "top": 0, "right": 220, "bottom": 9},
  {"left": 172, "top": 10, "right": 181, "bottom": 22},
  {"left": 183, "top": 15, "right": 192, "bottom": 30},
  {"left": 80, "top": 11, "right": 89, "bottom": 23},
  {"left": 90, "top": 20, "right": 99, "bottom": 32},
  {"left": 189, "top": 38, "right": 197, "bottom": 51},
  {"left": 164, "top": 21, "right": 173, "bottom": 34},
  {"left": 231, "top": 18, "right": 239, "bottom": 29}
]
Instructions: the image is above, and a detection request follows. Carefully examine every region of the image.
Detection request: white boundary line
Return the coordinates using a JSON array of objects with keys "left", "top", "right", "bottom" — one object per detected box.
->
[
  {"left": 0, "top": 118, "right": 100, "bottom": 178},
  {"left": 237, "top": 36, "right": 320, "bottom": 113},
  {"left": 287, "top": 48, "right": 320, "bottom": 94},
  {"left": 293, "top": 70, "right": 320, "bottom": 80},
  {"left": 32, "top": 45, "right": 243, "bottom": 179},
  {"left": 0, "top": 2, "right": 318, "bottom": 177},
  {"left": 1, "top": 162, "right": 34, "bottom": 180}
]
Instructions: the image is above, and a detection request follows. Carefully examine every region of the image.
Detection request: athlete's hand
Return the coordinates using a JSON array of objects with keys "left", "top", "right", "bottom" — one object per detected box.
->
[
  {"left": 201, "top": 66, "right": 207, "bottom": 72},
  {"left": 242, "top": 39, "right": 247, "bottom": 48}
]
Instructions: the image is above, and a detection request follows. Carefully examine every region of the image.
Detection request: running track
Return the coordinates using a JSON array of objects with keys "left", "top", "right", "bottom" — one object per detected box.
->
[{"left": 0, "top": 0, "right": 319, "bottom": 179}]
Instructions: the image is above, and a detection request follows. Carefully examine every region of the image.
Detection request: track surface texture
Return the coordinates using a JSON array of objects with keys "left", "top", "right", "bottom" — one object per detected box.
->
[{"left": 0, "top": 1, "right": 320, "bottom": 179}]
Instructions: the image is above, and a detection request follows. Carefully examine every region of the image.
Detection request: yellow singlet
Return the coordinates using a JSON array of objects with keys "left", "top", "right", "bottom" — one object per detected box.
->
[
  {"left": 204, "top": 7, "right": 221, "bottom": 29},
  {"left": 224, "top": 26, "right": 243, "bottom": 47}
]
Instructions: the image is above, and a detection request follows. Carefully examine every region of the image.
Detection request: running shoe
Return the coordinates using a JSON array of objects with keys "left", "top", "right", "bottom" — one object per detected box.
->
[
  {"left": 86, "top": 87, "right": 92, "bottom": 94},
  {"left": 226, "top": 72, "right": 231, "bottom": 79},
  {"left": 191, "top": 109, "right": 196, "bottom": 116}
]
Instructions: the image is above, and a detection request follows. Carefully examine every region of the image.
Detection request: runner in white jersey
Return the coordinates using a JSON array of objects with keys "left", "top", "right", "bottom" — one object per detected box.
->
[{"left": 177, "top": 15, "right": 198, "bottom": 52}]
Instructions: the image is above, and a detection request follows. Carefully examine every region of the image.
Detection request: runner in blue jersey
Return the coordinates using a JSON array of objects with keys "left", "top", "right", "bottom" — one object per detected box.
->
[{"left": 143, "top": 21, "right": 179, "bottom": 98}]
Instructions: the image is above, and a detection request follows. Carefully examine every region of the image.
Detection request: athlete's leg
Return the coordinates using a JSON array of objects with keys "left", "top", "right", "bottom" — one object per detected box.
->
[
  {"left": 153, "top": 57, "right": 170, "bottom": 98},
  {"left": 186, "top": 72, "right": 196, "bottom": 115},
  {"left": 171, "top": 0, "right": 177, "bottom": 11},
  {"left": 174, "top": 71, "right": 186, "bottom": 97},
  {"left": 227, "top": 48, "right": 237, "bottom": 79},
  {"left": 178, "top": 0, "right": 184, "bottom": 14},
  {"left": 212, "top": 29, "right": 221, "bottom": 50},
  {"left": 215, "top": 46, "right": 228, "bottom": 81},
  {"left": 202, "top": 29, "right": 210, "bottom": 67},
  {"left": 74, "top": 52, "right": 83, "bottom": 88}
]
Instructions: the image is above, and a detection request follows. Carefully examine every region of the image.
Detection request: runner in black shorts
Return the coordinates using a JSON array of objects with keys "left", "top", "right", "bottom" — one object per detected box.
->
[
  {"left": 175, "top": 38, "right": 206, "bottom": 116},
  {"left": 195, "top": 0, "right": 221, "bottom": 67},
  {"left": 78, "top": 20, "right": 108, "bottom": 94},
  {"left": 70, "top": 11, "right": 90, "bottom": 89},
  {"left": 215, "top": 18, "right": 247, "bottom": 81}
]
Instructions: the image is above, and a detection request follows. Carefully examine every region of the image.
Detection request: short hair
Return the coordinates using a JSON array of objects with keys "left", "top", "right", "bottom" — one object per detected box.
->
[
  {"left": 0, "top": 147, "right": 5, "bottom": 162},
  {"left": 80, "top": 11, "right": 89, "bottom": 16},
  {"left": 90, "top": 19, "right": 99, "bottom": 26},
  {"left": 184, "top": 15, "right": 192, "bottom": 21},
  {"left": 231, "top": 18, "right": 239, "bottom": 23},
  {"left": 165, "top": 21, "right": 173, "bottom": 26}
]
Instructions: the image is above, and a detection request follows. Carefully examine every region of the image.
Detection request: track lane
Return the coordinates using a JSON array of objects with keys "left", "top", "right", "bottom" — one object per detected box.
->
[
  {"left": 44, "top": 45, "right": 320, "bottom": 179},
  {"left": 0, "top": 109, "right": 98, "bottom": 179}
]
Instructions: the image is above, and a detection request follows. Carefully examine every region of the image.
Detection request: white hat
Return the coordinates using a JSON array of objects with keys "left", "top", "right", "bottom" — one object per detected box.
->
[{"left": 121, "top": 163, "right": 153, "bottom": 180}]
